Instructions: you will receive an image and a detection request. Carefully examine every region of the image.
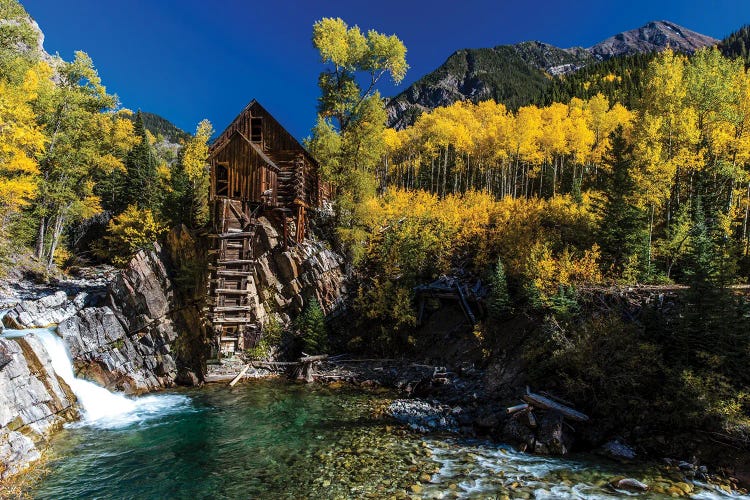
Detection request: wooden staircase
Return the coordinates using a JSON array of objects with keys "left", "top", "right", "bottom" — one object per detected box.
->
[{"left": 208, "top": 199, "right": 261, "bottom": 356}]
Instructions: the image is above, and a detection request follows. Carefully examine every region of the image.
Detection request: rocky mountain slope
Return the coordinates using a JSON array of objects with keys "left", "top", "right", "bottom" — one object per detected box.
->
[
  {"left": 589, "top": 20, "right": 718, "bottom": 60},
  {"left": 386, "top": 20, "right": 719, "bottom": 129}
]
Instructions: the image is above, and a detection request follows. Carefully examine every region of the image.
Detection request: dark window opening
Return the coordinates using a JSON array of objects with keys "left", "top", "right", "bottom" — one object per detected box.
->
[
  {"left": 250, "top": 118, "right": 262, "bottom": 143},
  {"left": 215, "top": 163, "right": 229, "bottom": 196}
]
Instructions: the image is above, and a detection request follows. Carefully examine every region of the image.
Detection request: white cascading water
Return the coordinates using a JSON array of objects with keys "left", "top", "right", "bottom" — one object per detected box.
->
[{"left": 2, "top": 322, "right": 189, "bottom": 429}]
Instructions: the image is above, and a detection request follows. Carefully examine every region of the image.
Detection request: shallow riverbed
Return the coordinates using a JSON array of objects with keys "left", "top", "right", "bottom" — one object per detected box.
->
[{"left": 30, "top": 380, "right": 743, "bottom": 499}]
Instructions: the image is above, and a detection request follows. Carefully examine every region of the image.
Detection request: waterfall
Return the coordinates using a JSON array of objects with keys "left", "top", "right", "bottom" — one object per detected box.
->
[{"left": 2, "top": 325, "right": 190, "bottom": 429}]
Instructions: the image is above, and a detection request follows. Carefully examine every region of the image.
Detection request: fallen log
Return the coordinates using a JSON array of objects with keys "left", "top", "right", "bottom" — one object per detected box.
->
[
  {"left": 249, "top": 361, "right": 298, "bottom": 367},
  {"left": 295, "top": 354, "right": 329, "bottom": 383},
  {"left": 539, "top": 390, "right": 575, "bottom": 408},
  {"left": 506, "top": 403, "right": 530, "bottom": 415},
  {"left": 299, "top": 354, "right": 329, "bottom": 363},
  {"left": 229, "top": 364, "right": 250, "bottom": 387},
  {"left": 522, "top": 392, "right": 589, "bottom": 422}
]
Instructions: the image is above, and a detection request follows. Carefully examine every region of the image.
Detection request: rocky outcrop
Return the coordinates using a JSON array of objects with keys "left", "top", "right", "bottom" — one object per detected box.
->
[
  {"left": 244, "top": 216, "right": 346, "bottom": 327},
  {"left": 0, "top": 336, "right": 77, "bottom": 479},
  {"left": 57, "top": 243, "right": 196, "bottom": 393},
  {"left": 4, "top": 290, "right": 97, "bottom": 329}
]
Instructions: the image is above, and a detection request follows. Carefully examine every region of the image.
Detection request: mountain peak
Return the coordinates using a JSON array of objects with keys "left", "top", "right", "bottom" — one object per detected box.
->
[{"left": 588, "top": 20, "right": 718, "bottom": 60}]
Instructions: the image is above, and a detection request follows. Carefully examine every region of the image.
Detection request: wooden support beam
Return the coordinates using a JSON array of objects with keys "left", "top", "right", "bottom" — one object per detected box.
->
[
  {"left": 212, "top": 317, "right": 255, "bottom": 324},
  {"left": 212, "top": 231, "right": 255, "bottom": 239},
  {"left": 216, "top": 270, "right": 253, "bottom": 277},
  {"left": 212, "top": 306, "right": 254, "bottom": 312}
]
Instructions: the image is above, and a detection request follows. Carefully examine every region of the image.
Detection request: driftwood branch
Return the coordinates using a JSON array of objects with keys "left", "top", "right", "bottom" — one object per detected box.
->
[
  {"left": 298, "top": 354, "right": 329, "bottom": 363},
  {"left": 522, "top": 392, "right": 589, "bottom": 422},
  {"left": 506, "top": 403, "right": 530, "bottom": 415},
  {"left": 229, "top": 364, "right": 250, "bottom": 386}
]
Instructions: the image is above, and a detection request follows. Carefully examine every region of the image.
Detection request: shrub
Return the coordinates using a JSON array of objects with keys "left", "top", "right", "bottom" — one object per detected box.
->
[
  {"left": 246, "top": 316, "right": 284, "bottom": 360},
  {"left": 94, "top": 204, "right": 167, "bottom": 266}
]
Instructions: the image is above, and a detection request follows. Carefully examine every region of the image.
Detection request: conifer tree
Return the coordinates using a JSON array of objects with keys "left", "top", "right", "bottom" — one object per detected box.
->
[
  {"left": 597, "top": 125, "right": 647, "bottom": 278},
  {"left": 297, "top": 298, "right": 327, "bottom": 354},
  {"left": 122, "top": 111, "right": 159, "bottom": 212},
  {"left": 489, "top": 257, "right": 511, "bottom": 319},
  {"left": 675, "top": 197, "right": 738, "bottom": 368}
]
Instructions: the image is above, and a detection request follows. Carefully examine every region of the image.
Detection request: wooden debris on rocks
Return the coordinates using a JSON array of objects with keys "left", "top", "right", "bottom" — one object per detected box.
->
[
  {"left": 505, "top": 389, "right": 589, "bottom": 427},
  {"left": 521, "top": 392, "right": 590, "bottom": 423},
  {"left": 413, "top": 275, "right": 488, "bottom": 325},
  {"left": 294, "top": 354, "right": 329, "bottom": 383},
  {"left": 229, "top": 364, "right": 250, "bottom": 387}
]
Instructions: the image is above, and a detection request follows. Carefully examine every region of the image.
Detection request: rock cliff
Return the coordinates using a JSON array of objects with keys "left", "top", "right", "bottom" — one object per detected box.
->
[
  {"left": 0, "top": 336, "right": 77, "bottom": 479},
  {"left": 249, "top": 216, "right": 346, "bottom": 325},
  {"left": 58, "top": 244, "right": 191, "bottom": 393}
]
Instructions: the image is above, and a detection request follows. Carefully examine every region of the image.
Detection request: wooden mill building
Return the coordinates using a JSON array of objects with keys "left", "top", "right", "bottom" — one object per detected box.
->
[{"left": 206, "top": 100, "right": 330, "bottom": 355}]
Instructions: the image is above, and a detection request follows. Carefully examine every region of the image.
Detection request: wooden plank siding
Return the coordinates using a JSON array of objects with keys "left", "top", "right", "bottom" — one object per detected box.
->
[{"left": 209, "top": 131, "right": 279, "bottom": 206}]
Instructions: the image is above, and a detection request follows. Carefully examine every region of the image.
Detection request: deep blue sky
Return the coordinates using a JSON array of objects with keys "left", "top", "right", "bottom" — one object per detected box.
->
[{"left": 20, "top": 0, "right": 750, "bottom": 140}]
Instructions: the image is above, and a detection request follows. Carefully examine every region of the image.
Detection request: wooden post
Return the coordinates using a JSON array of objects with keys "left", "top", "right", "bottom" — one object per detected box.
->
[{"left": 229, "top": 364, "right": 250, "bottom": 386}]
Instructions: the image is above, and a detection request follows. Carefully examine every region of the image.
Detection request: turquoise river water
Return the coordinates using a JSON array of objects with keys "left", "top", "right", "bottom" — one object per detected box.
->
[{"left": 28, "top": 380, "right": 746, "bottom": 499}]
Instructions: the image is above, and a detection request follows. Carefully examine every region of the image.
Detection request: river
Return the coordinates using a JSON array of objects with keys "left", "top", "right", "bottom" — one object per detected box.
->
[
  {"left": 4, "top": 328, "right": 744, "bottom": 499},
  {"left": 28, "top": 380, "right": 743, "bottom": 499}
]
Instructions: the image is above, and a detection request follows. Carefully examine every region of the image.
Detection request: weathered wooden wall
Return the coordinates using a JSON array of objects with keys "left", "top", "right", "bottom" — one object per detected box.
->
[{"left": 209, "top": 132, "right": 278, "bottom": 205}]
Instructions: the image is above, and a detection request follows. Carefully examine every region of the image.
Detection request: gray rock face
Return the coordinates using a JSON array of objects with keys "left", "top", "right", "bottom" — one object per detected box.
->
[
  {"left": 57, "top": 245, "right": 183, "bottom": 394},
  {"left": 3, "top": 290, "right": 98, "bottom": 329},
  {"left": 589, "top": 21, "right": 718, "bottom": 61},
  {"left": 0, "top": 336, "right": 78, "bottom": 479},
  {"left": 244, "top": 216, "right": 347, "bottom": 329}
]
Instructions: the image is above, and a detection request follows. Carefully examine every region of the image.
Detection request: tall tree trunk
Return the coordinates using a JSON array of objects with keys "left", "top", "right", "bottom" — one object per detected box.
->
[
  {"left": 430, "top": 157, "right": 435, "bottom": 194},
  {"left": 35, "top": 217, "right": 46, "bottom": 259},
  {"left": 442, "top": 147, "right": 449, "bottom": 197},
  {"left": 743, "top": 182, "right": 750, "bottom": 256},
  {"left": 47, "top": 212, "right": 66, "bottom": 269},
  {"left": 648, "top": 204, "right": 655, "bottom": 270}
]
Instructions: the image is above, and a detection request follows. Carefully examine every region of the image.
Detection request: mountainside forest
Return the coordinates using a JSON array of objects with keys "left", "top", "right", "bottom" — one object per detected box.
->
[{"left": 385, "top": 20, "right": 739, "bottom": 129}]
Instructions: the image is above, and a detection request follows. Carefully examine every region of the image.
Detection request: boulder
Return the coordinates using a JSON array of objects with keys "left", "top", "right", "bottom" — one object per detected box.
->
[
  {"left": 599, "top": 439, "right": 637, "bottom": 461},
  {"left": 502, "top": 414, "right": 536, "bottom": 451},
  {"left": 387, "top": 399, "right": 461, "bottom": 433},
  {"left": 535, "top": 411, "right": 573, "bottom": 455}
]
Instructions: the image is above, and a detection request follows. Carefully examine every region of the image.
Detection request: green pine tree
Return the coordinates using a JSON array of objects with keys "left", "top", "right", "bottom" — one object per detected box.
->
[
  {"left": 122, "top": 111, "right": 159, "bottom": 212},
  {"left": 597, "top": 126, "right": 648, "bottom": 279},
  {"left": 489, "top": 258, "right": 511, "bottom": 319},
  {"left": 674, "top": 197, "right": 735, "bottom": 367},
  {"left": 296, "top": 298, "right": 327, "bottom": 354}
]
